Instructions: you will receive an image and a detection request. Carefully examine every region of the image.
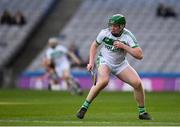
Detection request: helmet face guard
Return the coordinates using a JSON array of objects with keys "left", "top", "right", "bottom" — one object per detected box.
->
[{"left": 109, "top": 14, "right": 126, "bottom": 26}]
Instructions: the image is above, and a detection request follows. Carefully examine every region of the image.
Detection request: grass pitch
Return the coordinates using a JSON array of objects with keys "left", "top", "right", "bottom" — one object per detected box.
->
[{"left": 0, "top": 89, "right": 180, "bottom": 126}]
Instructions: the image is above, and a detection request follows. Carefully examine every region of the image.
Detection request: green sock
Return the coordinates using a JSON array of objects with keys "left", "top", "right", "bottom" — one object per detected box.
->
[
  {"left": 138, "top": 106, "right": 146, "bottom": 115},
  {"left": 82, "top": 100, "right": 91, "bottom": 109}
]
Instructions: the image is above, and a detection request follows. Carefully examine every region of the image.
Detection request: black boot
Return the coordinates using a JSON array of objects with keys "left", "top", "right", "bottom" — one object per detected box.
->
[
  {"left": 76, "top": 107, "right": 87, "bottom": 119},
  {"left": 139, "top": 112, "right": 152, "bottom": 120}
]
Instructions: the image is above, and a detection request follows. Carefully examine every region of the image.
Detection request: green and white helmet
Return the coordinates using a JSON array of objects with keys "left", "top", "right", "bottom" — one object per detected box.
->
[{"left": 109, "top": 14, "right": 126, "bottom": 26}]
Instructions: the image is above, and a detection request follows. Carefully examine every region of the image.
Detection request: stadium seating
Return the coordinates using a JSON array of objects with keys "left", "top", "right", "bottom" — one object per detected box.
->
[
  {"left": 0, "top": 0, "right": 56, "bottom": 67},
  {"left": 28, "top": 0, "right": 180, "bottom": 73}
]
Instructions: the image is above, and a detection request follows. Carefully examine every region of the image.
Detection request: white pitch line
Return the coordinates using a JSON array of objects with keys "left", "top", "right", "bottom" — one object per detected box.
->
[
  {"left": 0, "top": 119, "right": 180, "bottom": 125},
  {"left": 0, "top": 102, "right": 47, "bottom": 105},
  {"left": 0, "top": 102, "right": 31, "bottom": 105},
  {"left": 0, "top": 119, "right": 111, "bottom": 124}
]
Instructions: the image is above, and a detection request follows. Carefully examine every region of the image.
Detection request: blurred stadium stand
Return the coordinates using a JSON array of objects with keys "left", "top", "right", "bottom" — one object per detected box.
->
[
  {"left": 0, "top": 0, "right": 83, "bottom": 88},
  {"left": 0, "top": 0, "right": 57, "bottom": 87},
  {"left": 0, "top": 0, "right": 56, "bottom": 68},
  {"left": 28, "top": 0, "right": 180, "bottom": 73}
]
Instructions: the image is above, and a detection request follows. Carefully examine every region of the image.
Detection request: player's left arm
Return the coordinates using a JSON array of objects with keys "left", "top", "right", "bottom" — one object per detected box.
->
[
  {"left": 67, "top": 51, "right": 81, "bottom": 65},
  {"left": 113, "top": 41, "right": 143, "bottom": 60}
]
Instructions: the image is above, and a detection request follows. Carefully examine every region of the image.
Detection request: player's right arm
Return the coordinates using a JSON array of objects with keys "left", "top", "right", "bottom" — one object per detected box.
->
[
  {"left": 87, "top": 41, "right": 99, "bottom": 71},
  {"left": 42, "top": 58, "right": 51, "bottom": 67},
  {"left": 42, "top": 58, "right": 55, "bottom": 72},
  {"left": 42, "top": 50, "right": 55, "bottom": 72},
  {"left": 87, "top": 30, "right": 104, "bottom": 71}
]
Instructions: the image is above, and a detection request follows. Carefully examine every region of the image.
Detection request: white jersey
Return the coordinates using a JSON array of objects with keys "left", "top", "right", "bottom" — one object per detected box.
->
[
  {"left": 96, "top": 28, "right": 139, "bottom": 65},
  {"left": 45, "top": 45, "right": 70, "bottom": 66}
]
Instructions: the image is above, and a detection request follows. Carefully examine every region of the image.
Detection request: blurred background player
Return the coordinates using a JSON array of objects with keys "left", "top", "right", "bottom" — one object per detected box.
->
[
  {"left": 42, "top": 37, "right": 83, "bottom": 95},
  {"left": 76, "top": 14, "right": 152, "bottom": 120}
]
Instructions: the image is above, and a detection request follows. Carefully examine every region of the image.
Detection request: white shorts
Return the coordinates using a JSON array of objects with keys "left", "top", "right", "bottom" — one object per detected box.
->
[
  {"left": 55, "top": 61, "right": 70, "bottom": 77},
  {"left": 97, "top": 56, "right": 129, "bottom": 75}
]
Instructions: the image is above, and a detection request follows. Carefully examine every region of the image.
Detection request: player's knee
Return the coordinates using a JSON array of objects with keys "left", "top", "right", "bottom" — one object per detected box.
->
[
  {"left": 63, "top": 75, "right": 70, "bottom": 80},
  {"left": 132, "top": 80, "right": 142, "bottom": 90},
  {"left": 63, "top": 71, "right": 70, "bottom": 80},
  {"left": 62, "top": 73, "right": 70, "bottom": 80},
  {"left": 99, "top": 78, "right": 109, "bottom": 86},
  {"left": 96, "top": 79, "right": 109, "bottom": 90}
]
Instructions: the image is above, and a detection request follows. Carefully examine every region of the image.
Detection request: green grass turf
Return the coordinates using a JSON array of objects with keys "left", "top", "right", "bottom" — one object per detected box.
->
[{"left": 0, "top": 89, "right": 180, "bottom": 126}]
